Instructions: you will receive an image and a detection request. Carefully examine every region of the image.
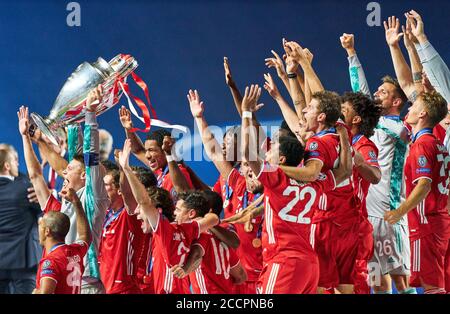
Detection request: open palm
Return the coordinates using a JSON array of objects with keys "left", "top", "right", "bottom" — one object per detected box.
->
[
  {"left": 384, "top": 16, "right": 403, "bottom": 46},
  {"left": 17, "top": 106, "right": 30, "bottom": 136},
  {"left": 187, "top": 89, "right": 204, "bottom": 118}
]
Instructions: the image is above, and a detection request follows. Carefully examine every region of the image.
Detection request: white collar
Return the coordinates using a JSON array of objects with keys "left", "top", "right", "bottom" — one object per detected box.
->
[{"left": 0, "top": 175, "right": 15, "bottom": 181}]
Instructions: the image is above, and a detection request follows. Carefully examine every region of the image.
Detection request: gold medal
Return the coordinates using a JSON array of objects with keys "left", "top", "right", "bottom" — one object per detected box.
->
[{"left": 252, "top": 238, "right": 262, "bottom": 248}]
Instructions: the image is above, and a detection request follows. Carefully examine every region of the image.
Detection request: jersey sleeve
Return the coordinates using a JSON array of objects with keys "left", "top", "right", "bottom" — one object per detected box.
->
[
  {"left": 212, "top": 177, "right": 222, "bottom": 195},
  {"left": 42, "top": 194, "right": 62, "bottom": 213},
  {"left": 304, "top": 137, "right": 329, "bottom": 165},
  {"left": 152, "top": 213, "right": 176, "bottom": 246},
  {"left": 179, "top": 165, "right": 194, "bottom": 189},
  {"left": 39, "top": 257, "right": 60, "bottom": 284},
  {"left": 180, "top": 220, "right": 201, "bottom": 241},
  {"left": 311, "top": 170, "right": 337, "bottom": 193},
  {"left": 192, "top": 233, "right": 209, "bottom": 256},
  {"left": 409, "top": 142, "right": 435, "bottom": 184},
  {"left": 358, "top": 142, "right": 380, "bottom": 168},
  {"left": 71, "top": 241, "right": 90, "bottom": 258}
]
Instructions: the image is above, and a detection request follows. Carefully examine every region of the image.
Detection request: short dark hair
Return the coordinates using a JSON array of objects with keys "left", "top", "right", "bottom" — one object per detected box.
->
[
  {"left": 131, "top": 166, "right": 157, "bottom": 188},
  {"left": 202, "top": 190, "right": 223, "bottom": 217},
  {"left": 420, "top": 91, "right": 448, "bottom": 126},
  {"left": 72, "top": 154, "right": 85, "bottom": 168},
  {"left": 382, "top": 75, "right": 408, "bottom": 105},
  {"left": 101, "top": 160, "right": 119, "bottom": 173},
  {"left": 146, "top": 186, "right": 175, "bottom": 222},
  {"left": 279, "top": 120, "right": 296, "bottom": 138},
  {"left": 146, "top": 129, "right": 172, "bottom": 147},
  {"left": 312, "top": 91, "right": 341, "bottom": 127},
  {"left": 341, "top": 92, "right": 382, "bottom": 138},
  {"left": 107, "top": 169, "right": 121, "bottom": 189},
  {"left": 178, "top": 191, "right": 210, "bottom": 218},
  {"left": 44, "top": 211, "right": 70, "bottom": 241},
  {"left": 279, "top": 136, "right": 304, "bottom": 167}
]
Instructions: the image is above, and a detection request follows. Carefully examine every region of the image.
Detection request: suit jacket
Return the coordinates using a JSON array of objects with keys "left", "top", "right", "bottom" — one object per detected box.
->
[{"left": 0, "top": 173, "right": 42, "bottom": 269}]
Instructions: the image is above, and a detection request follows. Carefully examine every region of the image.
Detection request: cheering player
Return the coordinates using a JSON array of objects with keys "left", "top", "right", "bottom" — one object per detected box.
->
[
  {"left": 384, "top": 91, "right": 450, "bottom": 294},
  {"left": 118, "top": 139, "right": 220, "bottom": 294},
  {"left": 240, "top": 84, "right": 353, "bottom": 294},
  {"left": 341, "top": 92, "right": 382, "bottom": 294}
]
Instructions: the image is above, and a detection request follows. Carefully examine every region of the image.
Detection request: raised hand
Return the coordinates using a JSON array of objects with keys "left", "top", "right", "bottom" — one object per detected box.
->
[
  {"left": 405, "top": 10, "right": 425, "bottom": 40},
  {"left": 303, "top": 48, "right": 314, "bottom": 64},
  {"left": 59, "top": 186, "right": 79, "bottom": 204},
  {"left": 118, "top": 139, "right": 132, "bottom": 170},
  {"left": 384, "top": 16, "right": 404, "bottom": 46},
  {"left": 17, "top": 106, "right": 30, "bottom": 136},
  {"left": 224, "top": 57, "right": 236, "bottom": 87},
  {"left": 241, "top": 84, "right": 263, "bottom": 112},
  {"left": 340, "top": 33, "right": 355, "bottom": 52},
  {"left": 283, "top": 40, "right": 307, "bottom": 65},
  {"left": 187, "top": 89, "right": 204, "bottom": 118},
  {"left": 285, "top": 55, "right": 299, "bottom": 74},
  {"left": 263, "top": 73, "right": 281, "bottom": 99},
  {"left": 86, "top": 84, "right": 103, "bottom": 112},
  {"left": 119, "top": 106, "right": 133, "bottom": 130},
  {"left": 162, "top": 135, "right": 175, "bottom": 156},
  {"left": 113, "top": 148, "right": 121, "bottom": 165},
  {"left": 265, "top": 50, "right": 287, "bottom": 78}
]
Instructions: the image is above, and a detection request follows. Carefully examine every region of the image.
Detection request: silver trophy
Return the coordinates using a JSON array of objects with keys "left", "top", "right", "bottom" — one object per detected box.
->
[{"left": 31, "top": 54, "right": 138, "bottom": 145}]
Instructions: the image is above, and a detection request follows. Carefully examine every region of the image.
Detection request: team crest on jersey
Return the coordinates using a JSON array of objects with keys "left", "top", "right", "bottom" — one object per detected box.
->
[
  {"left": 418, "top": 155, "right": 427, "bottom": 167},
  {"left": 317, "top": 173, "right": 327, "bottom": 181},
  {"left": 309, "top": 142, "right": 318, "bottom": 151},
  {"left": 369, "top": 151, "right": 377, "bottom": 160},
  {"left": 42, "top": 260, "right": 51, "bottom": 269}
]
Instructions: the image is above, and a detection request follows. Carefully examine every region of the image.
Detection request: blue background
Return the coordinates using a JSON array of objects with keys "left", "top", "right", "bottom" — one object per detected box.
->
[{"left": 1, "top": 0, "right": 448, "bottom": 187}]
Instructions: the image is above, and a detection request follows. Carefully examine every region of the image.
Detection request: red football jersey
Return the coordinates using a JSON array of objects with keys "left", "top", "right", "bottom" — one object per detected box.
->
[
  {"left": 404, "top": 131, "right": 450, "bottom": 241},
  {"left": 223, "top": 168, "right": 263, "bottom": 282},
  {"left": 257, "top": 164, "right": 336, "bottom": 262},
  {"left": 99, "top": 208, "right": 143, "bottom": 294},
  {"left": 352, "top": 134, "right": 380, "bottom": 217},
  {"left": 189, "top": 231, "right": 240, "bottom": 294},
  {"left": 36, "top": 241, "right": 88, "bottom": 294},
  {"left": 155, "top": 164, "right": 194, "bottom": 199},
  {"left": 433, "top": 123, "right": 446, "bottom": 145},
  {"left": 305, "top": 131, "right": 360, "bottom": 224},
  {"left": 151, "top": 214, "right": 200, "bottom": 294},
  {"left": 43, "top": 194, "right": 62, "bottom": 213},
  {"left": 135, "top": 233, "right": 154, "bottom": 293}
]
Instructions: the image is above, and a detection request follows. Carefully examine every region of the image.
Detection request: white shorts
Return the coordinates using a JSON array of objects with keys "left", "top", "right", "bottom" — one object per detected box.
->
[{"left": 368, "top": 216, "right": 411, "bottom": 276}]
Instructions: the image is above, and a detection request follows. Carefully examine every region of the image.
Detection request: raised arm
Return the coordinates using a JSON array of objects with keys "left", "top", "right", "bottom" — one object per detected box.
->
[
  {"left": 332, "top": 126, "right": 353, "bottom": 184},
  {"left": 279, "top": 160, "right": 322, "bottom": 182},
  {"left": 265, "top": 50, "right": 291, "bottom": 94},
  {"left": 18, "top": 106, "right": 51, "bottom": 209},
  {"left": 403, "top": 17, "right": 424, "bottom": 93},
  {"left": 114, "top": 150, "right": 137, "bottom": 215},
  {"left": 340, "top": 33, "right": 372, "bottom": 97},
  {"left": 119, "top": 139, "right": 159, "bottom": 228},
  {"left": 162, "top": 136, "right": 191, "bottom": 193},
  {"left": 241, "top": 85, "right": 264, "bottom": 176},
  {"left": 263, "top": 73, "right": 306, "bottom": 143},
  {"left": 35, "top": 139, "right": 68, "bottom": 178},
  {"left": 284, "top": 40, "right": 324, "bottom": 94},
  {"left": 60, "top": 187, "right": 92, "bottom": 245},
  {"left": 384, "top": 16, "right": 419, "bottom": 101},
  {"left": 407, "top": 10, "right": 450, "bottom": 103},
  {"left": 284, "top": 54, "right": 307, "bottom": 118},
  {"left": 188, "top": 89, "right": 234, "bottom": 180},
  {"left": 118, "top": 106, "right": 148, "bottom": 166}
]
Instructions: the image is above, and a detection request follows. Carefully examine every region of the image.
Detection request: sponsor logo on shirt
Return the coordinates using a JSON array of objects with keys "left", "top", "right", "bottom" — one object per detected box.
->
[
  {"left": 309, "top": 142, "right": 318, "bottom": 151},
  {"left": 418, "top": 155, "right": 427, "bottom": 167},
  {"left": 41, "top": 269, "right": 54, "bottom": 275},
  {"left": 416, "top": 168, "right": 431, "bottom": 174}
]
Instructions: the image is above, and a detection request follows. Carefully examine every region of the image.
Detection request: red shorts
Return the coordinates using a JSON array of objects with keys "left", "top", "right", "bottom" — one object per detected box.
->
[
  {"left": 233, "top": 281, "right": 259, "bottom": 294},
  {"left": 312, "top": 220, "right": 359, "bottom": 288},
  {"left": 410, "top": 233, "right": 449, "bottom": 289},
  {"left": 353, "top": 217, "right": 374, "bottom": 294},
  {"left": 259, "top": 256, "right": 319, "bottom": 294}
]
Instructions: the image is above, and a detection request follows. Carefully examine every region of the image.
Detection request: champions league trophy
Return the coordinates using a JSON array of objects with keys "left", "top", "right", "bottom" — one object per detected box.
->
[{"left": 30, "top": 54, "right": 138, "bottom": 145}]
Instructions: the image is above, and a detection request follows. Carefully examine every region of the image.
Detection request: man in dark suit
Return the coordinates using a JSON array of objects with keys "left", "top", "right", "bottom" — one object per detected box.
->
[{"left": 0, "top": 145, "right": 42, "bottom": 294}]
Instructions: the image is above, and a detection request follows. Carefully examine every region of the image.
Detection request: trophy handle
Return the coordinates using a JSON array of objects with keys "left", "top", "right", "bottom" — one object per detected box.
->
[{"left": 30, "top": 113, "right": 59, "bottom": 146}]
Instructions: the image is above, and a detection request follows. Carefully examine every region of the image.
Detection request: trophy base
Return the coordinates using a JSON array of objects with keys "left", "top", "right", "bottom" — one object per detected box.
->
[{"left": 30, "top": 113, "right": 59, "bottom": 146}]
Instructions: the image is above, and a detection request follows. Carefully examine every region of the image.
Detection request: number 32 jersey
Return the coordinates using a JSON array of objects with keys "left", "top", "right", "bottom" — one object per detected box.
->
[
  {"left": 404, "top": 132, "right": 450, "bottom": 241},
  {"left": 257, "top": 163, "right": 337, "bottom": 262}
]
